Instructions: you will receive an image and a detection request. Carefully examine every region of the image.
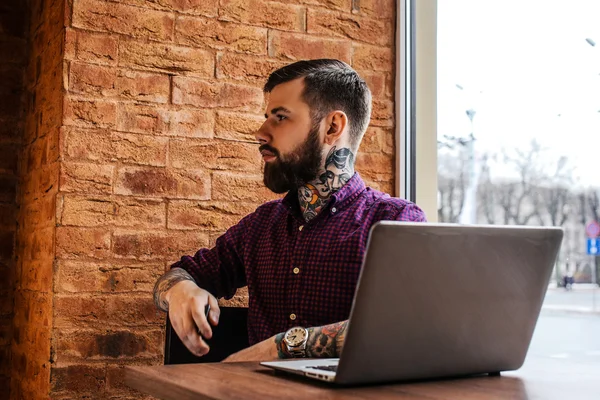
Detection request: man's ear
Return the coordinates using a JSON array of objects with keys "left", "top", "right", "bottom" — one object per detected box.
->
[{"left": 324, "top": 111, "right": 348, "bottom": 146}]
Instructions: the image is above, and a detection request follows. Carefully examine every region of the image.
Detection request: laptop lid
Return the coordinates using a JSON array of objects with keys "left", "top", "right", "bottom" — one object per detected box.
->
[{"left": 335, "top": 222, "right": 563, "bottom": 385}]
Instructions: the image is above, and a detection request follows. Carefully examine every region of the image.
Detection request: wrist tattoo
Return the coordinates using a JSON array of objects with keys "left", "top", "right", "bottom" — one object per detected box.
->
[
  {"left": 153, "top": 268, "right": 196, "bottom": 312},
  {"left": 305, "top": 321, "right": 348, "bottom": 358}
]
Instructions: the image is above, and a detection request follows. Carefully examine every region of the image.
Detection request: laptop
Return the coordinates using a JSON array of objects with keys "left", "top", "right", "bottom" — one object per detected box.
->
[{"left": 261, "top": 221, "right": 563, "bottom": 385}]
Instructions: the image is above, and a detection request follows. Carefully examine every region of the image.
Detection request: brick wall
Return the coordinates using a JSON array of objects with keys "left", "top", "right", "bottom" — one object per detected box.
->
[
  {"left": 7, "top": 0, "right": 397, "bottom": 398},
  {"left": 0, "top": 0, "right": 28, "bottom": 398},
  {"left": 9, "top": 0, "right": 64, "bottom": 398}
]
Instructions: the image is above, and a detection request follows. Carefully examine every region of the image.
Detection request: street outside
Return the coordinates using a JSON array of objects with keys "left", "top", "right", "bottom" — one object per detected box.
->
[{"left": 529, "top": 286, "right": 600, "bottom": 364}]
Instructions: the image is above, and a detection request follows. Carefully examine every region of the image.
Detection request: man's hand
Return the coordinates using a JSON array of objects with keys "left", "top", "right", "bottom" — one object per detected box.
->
[
  {"left": 164, "top": 278, "right": 221, "bottom": 357},
  {"left": 222, "top": 335, "right": 279, "bottom": 363}
]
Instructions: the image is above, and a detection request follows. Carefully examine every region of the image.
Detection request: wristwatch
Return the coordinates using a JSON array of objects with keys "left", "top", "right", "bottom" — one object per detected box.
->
[{"left": 283, "top": 326, "right": 309, "bottom": 358}]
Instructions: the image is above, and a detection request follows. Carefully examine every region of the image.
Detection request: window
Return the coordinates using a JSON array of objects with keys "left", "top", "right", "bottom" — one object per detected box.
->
[{"left": 435, "top": 1, "right": 600, "bottom": 308}]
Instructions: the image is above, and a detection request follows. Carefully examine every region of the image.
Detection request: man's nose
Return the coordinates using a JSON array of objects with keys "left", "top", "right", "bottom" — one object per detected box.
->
[{"left": 255, "top": 121, "right": 270, "bottom": 145}]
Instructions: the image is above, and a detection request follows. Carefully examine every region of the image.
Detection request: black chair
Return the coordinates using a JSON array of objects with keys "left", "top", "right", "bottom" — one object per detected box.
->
[{"left": 164, "top": 307, "right": 250, "bottom": 364}]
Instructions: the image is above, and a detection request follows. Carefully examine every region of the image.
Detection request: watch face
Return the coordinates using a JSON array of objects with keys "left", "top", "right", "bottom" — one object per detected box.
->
[{"left": 285, "top": 327, "right": 307, "bottom": 347}]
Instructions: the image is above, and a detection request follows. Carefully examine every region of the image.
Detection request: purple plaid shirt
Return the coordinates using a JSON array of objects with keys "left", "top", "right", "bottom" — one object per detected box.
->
[{"left": 171, "top": 173, "right": 426, "bottom": 344}]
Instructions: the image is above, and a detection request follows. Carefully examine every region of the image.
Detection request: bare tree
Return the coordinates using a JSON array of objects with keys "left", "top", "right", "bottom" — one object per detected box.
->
[
  {"left": 535, "top": 156, "right": 575, "bottom": 227},
  {"left": 493, "top": 140, "right": 545, "bottom": 225},
  {"left": 478, "top": 154, "right": 498, "bottom": 224},
  {"left": 437, "top": 138, "right": 470, "bottom": 222}
]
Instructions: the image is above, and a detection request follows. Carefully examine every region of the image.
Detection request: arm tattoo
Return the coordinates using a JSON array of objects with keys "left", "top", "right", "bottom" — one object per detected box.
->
[
  {"left": 153, "top": 268, "right": 196, "bottom": 312},
  {"left": 273, "top": 321, "right": 348, "bottom": 359},
  {"left": 274, "top": 332, "right": 287, "bottom": 359},
  {"left": 306, "top": 320, "right": 348, "bottom": 358}
]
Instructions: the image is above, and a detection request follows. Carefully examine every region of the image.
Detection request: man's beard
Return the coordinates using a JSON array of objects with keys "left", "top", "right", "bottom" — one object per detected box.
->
[{"left": 261, "top": 125, "right": 323, "bottom": 194}]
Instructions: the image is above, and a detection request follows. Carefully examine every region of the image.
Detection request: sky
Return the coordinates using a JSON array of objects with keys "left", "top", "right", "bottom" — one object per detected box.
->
[{"left": 437, "top": 0, "right": 600, "bottom": 188}]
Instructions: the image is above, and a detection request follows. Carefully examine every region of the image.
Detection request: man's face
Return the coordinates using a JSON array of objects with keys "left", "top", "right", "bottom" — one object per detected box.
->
[{"left": 256, "top": 78, "right": 324, "bottom": 193}]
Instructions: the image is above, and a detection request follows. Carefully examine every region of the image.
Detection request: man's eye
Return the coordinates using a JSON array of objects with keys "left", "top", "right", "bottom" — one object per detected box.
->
[{"left": 276, "top": 114, "right": 287, "bottom": 122}]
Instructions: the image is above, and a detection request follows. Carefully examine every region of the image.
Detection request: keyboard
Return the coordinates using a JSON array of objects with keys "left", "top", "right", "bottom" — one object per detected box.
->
[{"left": 307, "top": 365, "right": 338, "bottom": 372}]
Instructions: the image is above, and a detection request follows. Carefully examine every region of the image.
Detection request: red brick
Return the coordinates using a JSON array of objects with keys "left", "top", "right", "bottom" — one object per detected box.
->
[
  {"left": 219, "top": 0, "right": 305, "bottom": 32},
  {"left": 307, "top": 8, "right": 392, "bottom": 46},
  {"left": 212, "top": 172, "right": 279, "bottom": 202},
  {"left": 54, "top": 294, "right": 162, "bottom": 328},
  {"left": 0, "top": 118, "right": 22, "bottom": 142},
  {"left": 114, "top": 166, "right": 211, "bottom": 200},
  {"left": 60, "top": 161, "right": 114, "bottom": 194},
  {"left": 75, "top": 30, "right": 119, "bottom": 65},
  {"left": 50, "top": 364, "right": 106, "bottom": 393},
  {"left": 167, "top": 139, "right": 217, "bottom": 169},
  {"left": 55, "top": 261, "right": 164, "bottom": 293},
  {"left": 64, "top": 27, "right": 77, "bottom": 61},
  {"left": 0, "top": 39, "right": 27, "bottom": 65},
  {"left": 370, "top": 99, "right": 394, "bottom": 127},
  {"left": 116, "top": 103, "right": 214, "bottom": 138},
  {"left": 357, "top": 70, "right": 386, "bottom": 99},
  {"left": 215, "top": 111, "right": 262, "bottom": 142},
  {"left": 172, "top": 77, "right": 263, "bottom": 111},
  {"left": 116, "top": 70, "right": 170, "bottom": 103},
  {"left": 356, "top": 152, "right": 393, "bottom": 176},
  {"left": 69, "top": 63, "right": 171, "bottom": 103},
  {"left": 112, "top": 133, "right": 168, "bottom": 166},
  {"left": 113, "top": 197, "right": 166, "bottom": 228},
  {"left": 23, "top": 226, "right": 54, "bottom": 262},
  {"left": 12, "top": 290, "right": 52, "bottom": 332},
  {"left": 119, "top": 39, "right": 214, "bottom": 77},
  {"left": 56, "top": 328, "right": 162, "bottom": 359},
  {"left": 61, "top": 127, "right": 113, "bottom": 162},
  {"left": 0, "top": 324, "right": 11, "bottom": 346},
  {"left": 168, "top": 139, "right": 262, "bottom": 171},
  {"left": 55, "top": 227, "right": 111, "bottom": 259},
  {"left": 352, "top": 43, "right": 393, "bottom": 72},
  {"left": 20, "top": 258, "right": 53, "bottom": 292},
  {"left": 168, "top": 200, "right": 256, "bottom": 231},
  {"left": 68, "top": 62, "right": 117, "bottom": 97},
  {"left": 216, "top": 141, "right": 263, "bottom": 171},
  {"left": 72, "top": 0, "right": 174, "bottom": 41},
  {"left": 358, "top": 126, "right": 385, "bottom": 153},
  {"left": 0, "top": 292, "right": 12, "bottom": 317},
  {"left": 217, "top": 53, "right": 283, "bottom": 85},
  {"left": 58, "top": 195, "right": 114, "bottom": 227},
  {"left": 175, "top": 17, "right": 267, "bottom": 55},
  {"left": 385, "top": 72, "right": 394, "bottom": 98},
  {"left": 0, "top": 232, "right": 14, "bottom": 263},
  {"left": 276, "top": 0, "right": 350, "bottom": 11},
  {"left": 112, "top": 230, "right": 209, "bottom": 260},
  {"left": 0, "top": 144, "right": 18, "bottom": 174},
  {"left": 352, "top": 0, "right": 395, "bottom": 19},
  {"left": 268, "top": 31, "right": 352, "bottom": 63},
  {"left": 117, "top": 0, "right": 218, "bottom": 16},
  {"left": 0, "top": 175, "right": 17, "bottom": 203},
  {"left": 382, "top": 128, "right": 394, "bottom": 155},
  {"left": 63, "top": 97, "right": 117, "bottom": 129}
]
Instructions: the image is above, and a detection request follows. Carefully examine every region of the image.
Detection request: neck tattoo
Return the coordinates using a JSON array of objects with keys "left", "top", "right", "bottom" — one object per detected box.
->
[{"left": 298, "top": 146, "right": 355, "bottom": 222}]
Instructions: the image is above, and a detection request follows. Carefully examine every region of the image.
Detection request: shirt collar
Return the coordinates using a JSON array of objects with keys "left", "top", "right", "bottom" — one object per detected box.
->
[{"left": 282, "top": 172, "right": 366, "bottom": 213}]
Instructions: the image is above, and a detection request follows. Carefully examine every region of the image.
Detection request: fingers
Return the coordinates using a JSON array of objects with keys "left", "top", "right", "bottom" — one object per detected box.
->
[
  {"left": 191, "top": 296, "right": 213, "bottom": 340},
  {"left": 171, "top": 313, "right": 210, "bottom": 357},
  {"left": 207, "top": 294, "right": 220, "bottom": 326},
  {"left": 183, "top": 326, "right": 210, "bottom": 357}
]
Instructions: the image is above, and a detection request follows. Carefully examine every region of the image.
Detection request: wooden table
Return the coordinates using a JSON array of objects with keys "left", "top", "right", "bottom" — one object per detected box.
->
[{"left": 125, "top": 356, "right": 599, "bottom": 400}]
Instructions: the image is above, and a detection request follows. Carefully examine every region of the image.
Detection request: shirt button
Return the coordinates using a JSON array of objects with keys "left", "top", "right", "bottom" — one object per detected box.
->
[
  {"left": 293, "top": 267, "right": 300, "bottom": 274},
  {"left": 290, "top": 313, "right": 297, "bottom": 321},
  {"left": 331, "top": 207, "right": 337, "bottom": 213},
  {"left": 298, "top": 225, "right": 304, "bottom": 231}
]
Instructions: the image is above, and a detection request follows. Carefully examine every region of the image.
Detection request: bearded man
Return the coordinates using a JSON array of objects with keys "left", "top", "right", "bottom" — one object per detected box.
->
[{"left": 153, "top": 59, "right": 426, "bottom": 362}]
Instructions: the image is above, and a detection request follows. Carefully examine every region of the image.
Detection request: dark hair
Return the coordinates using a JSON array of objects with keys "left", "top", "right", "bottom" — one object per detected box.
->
[{"left": 264, "top": 59, "right": 372, "bottom": 153}]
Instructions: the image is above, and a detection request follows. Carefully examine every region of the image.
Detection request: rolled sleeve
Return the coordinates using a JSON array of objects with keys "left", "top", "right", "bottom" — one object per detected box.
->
[{"left": 170, "top": 213, "right": 253, "bottom": 299}]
